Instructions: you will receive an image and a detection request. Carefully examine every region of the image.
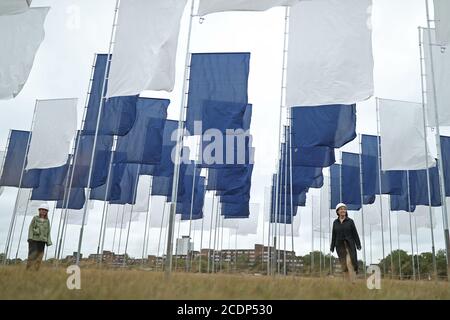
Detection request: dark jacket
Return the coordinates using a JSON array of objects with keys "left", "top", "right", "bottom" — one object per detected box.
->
[{"left": 330, "top": 217, "right": 361, "bottom": 271}]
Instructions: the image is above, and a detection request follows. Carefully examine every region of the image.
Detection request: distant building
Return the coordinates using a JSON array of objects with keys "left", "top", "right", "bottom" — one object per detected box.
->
[{"left": 176, "top": 236, "right": 194, "bottom": 256}]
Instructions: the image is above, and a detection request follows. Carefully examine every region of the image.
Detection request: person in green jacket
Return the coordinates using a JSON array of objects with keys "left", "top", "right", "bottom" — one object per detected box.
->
[{"left": 27, "top": 203, "right": 52, "bottom": 270}]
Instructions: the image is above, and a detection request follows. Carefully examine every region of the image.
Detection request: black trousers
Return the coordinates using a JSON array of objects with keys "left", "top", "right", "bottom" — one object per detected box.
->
[{"left": 26, "top": 240, "right": 46, "bottom": 270}]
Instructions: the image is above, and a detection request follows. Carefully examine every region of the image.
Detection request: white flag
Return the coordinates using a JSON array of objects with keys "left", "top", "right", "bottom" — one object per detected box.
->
[
  {"left": 149, "top": 196, "right": 170, "bottom": 228},
  {"left": 0, "top": 0, "right": 31, "bottom": 16},
  {"left": 434, "top": 0, "right": 450, "bottom": 46},
  {"left": 286, "top": 0, "right": 374, "bottom": 107},
  {"left": 423, "top": 29, "right": 450, "bottom": 126},
  {"left": 133, "top": 175, "right": 151, "bottom": 213},
  {"left": 197, "top": 0, "right": 298, "bottom": 16},
  {"left": 397, "top": 212, "right": 412, "bottom": 236},
  {"left": 0, "top": 7, "right": 49, "bottom": 99},
  {"left": 379, "top": 99, "right": 436, "bottom": 171},
  {"left": 106, "top": 0, "right": 188, "bottom": 98},
  {"left": 0, "top": 150, "right": 5, "bottom": 177},
  {"left": 26, "top": 99, "right": 78, "bottom": 170},
  {"left": 66, "top": 209, "right": 89, "bottom": 226}
]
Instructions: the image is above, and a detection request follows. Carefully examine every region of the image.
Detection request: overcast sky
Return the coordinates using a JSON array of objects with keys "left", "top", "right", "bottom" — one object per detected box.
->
[{"left": 1, "top": 0, "right": 448, "bottom": 266}]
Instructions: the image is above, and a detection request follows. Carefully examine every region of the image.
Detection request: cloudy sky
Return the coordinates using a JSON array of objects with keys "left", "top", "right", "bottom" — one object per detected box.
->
[{"left": 1, "top": 0, "right": 448, "bottom": 267}]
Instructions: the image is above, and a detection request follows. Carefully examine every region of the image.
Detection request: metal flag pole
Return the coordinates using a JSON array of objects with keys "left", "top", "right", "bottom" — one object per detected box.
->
[
  {"left": 328, "top": 172, "right": 333, "bottom": 275},
  {"left": 267, "top": 196, "right": 272, "bottom": 276},
  {"left": 3, "top": 102, "right": 38, "bottom": 265},
  {"left": 111, "top": 204, "right": 119, "bottom": 252},
  {"left": 212, "top": 194, "right": 220, "bottom": 273},
  {"left": 75, "top": 0, "right": 121, "bottom": 266},
  {"left": 396, "top": 212, "right": 402, "bottom": 280},
  {"left": 219, "top": 215, "right": 225, "bottom": 272},
  {"left": 272, "top": 5, "right": 290, "bottom": 278},
  {"left": 199, "top": 199, "right": 205, "bottom": 273},
  {"left": 162, "top": 203, "right": 171, "bottom": 270},
  {"left": 369, "top": 224, "right": 373, "bottom": 265},
  {"left": 186, "top": 140, "right": 201, "bottom": 271},
  {"left": 375, "top": 98, "right": 390, "bottom": 277},
  {"left": 117, "top": 205, "right": 126, "bottom": 255},
  {"left": 418, "top": 26, "right": 439, "bottom": 280},
  {"left": 123, "top": 164, "right": 142, "bottom": 267},
  {"left": 373, "top": 100, "right": 387, "bottom": 275},
  {"left": 311, "top": 196, "right": 314, "bottom": 276},
  {"left": 387, "top": 196, "right": 394, "bottom": 278},
  {"left": 414, "top": 216, "right": 421, "bottom": 280},
  {"left": 319, "top": 192, "right": 322, "bottom": 277},
  {"left": 156, "top": 202, "right": 167, "bottom": 271},
  {"left": 174, "top": 211, "right": 182, "bottom": 272},
  {"left": 165, "top": 0, "right": 196, "bottom": 277},
  {"left": 97, "top": 140, "right": 118, "bottom": 263},
  {"left": 288, "top": 113, "right": 295, "bottom": 276},
  {"left": 14, "top": 187, "right": 32, "bottom": 262},
  {"left": 358, "top": 134, "right": 367, "bottom": 278},
  {"left": 141, "top": 178, "right": 153, "bottom": 265},
  {"left": 144, "top": 193, "right": 154, "bottom": 267},
  {"left": 425, "top": 0, "right": 450, "bottom": 280},
  {"left": 57, "top": 53, "right": 97, "bottom": 264},
  {"left": 283, "top": 127, "right": 288, "bottom": 276},
  {"left": 44, "top": 202, "right": 58, "bottom": 261},
  {"left": 207, "top": 194, "right": 215, "bottom": 273},
  {"left": 406, "top": 172, "right": 416, "bottom": 280}
]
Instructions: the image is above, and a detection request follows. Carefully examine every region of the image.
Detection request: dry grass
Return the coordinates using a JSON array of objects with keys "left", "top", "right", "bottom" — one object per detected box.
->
[{"left": 0, "top": 266, "right": 449, "bottom": 300}]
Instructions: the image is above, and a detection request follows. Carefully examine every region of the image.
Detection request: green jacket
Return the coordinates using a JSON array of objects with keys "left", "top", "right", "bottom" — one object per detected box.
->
[{"left": 28, "top": 216, "right": 52, "bottom": 246}]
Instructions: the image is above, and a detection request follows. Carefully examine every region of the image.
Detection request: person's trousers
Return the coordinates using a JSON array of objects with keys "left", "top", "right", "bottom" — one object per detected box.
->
[
  {"left": 26, "top": 240, "right": 45, "bottom": 271},
  {"left": 339, "top": 242, "right": 356, "bottom": 282}
]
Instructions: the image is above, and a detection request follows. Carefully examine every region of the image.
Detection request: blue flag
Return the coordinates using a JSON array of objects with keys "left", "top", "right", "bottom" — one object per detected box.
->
[
  {"left": 71, "top": 133, "right": 113, "bottom": 188},
  {"left": 56, "top": 188, "right": 86, "bottom": 210},
  {"left": 390, "top": 173, "right": 415, "bottom": 212},
  {"left": 185, "top": 53, "right": 250, "bottom": 134},
  {"left": 291, "top": 104, "right": 357, "bottom": 148},
  {"left": 221, "top": 201, "right": 250, "bottom": 218},
  {"left": 440, "top": 136, "right": 450, "bottom": 196},
  {"left": 114, "top": 98, "right": 169, "bottom": 165},
  {"left": 0, "top": 130, "right": 41, "bottom": 188},
  {"left": 408, "top": 167, "right": 441, "bottom": 206},
  {"left": 82, "top": 54, "right": 138, "bottom": 136},
  {"left": 31, "top": 164, "right": 69, "bottom": 201}
]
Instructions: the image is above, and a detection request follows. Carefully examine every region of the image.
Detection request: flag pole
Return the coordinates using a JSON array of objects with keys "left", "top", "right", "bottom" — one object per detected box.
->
[
  {"left": 396, "top": 213, "right": 403, "bottom": 280},
  {"left": 3, "top": 102, "right": 37, "bottom": 265},
  {"left": 141, "top": 178, "right": 153, "bottom": 265},
  {"left": 418, "top": 26, "right": 439, "bottom": 281},
  {"left": 311, "top": 195, "right": 314, "bottom": 276},
  {"left": 75, "top": 0, "right": 121, "bottom": 266},
  {"left": 98, "top": 139, "right": 118, "bottom": 264},
  {"left": 358, "top": 134, "right": 367, "bottom": 278},
  {"left": 156, "top": 201, "right": 167, "bottom": 271},
  {"left": 376, "top": 100, "right": 395, "bottom": 278},
  {"left": 425, "top": 0, "right": 450, "bottom": 280},
  {"left": 165, "top": 0, "right": 196, "bottom": 277},
  {"left": 373, "top": 99, "right": 387, "bottom": 276},
  {"left": 406, "top": 172, "right": 416, "bottom": 280},
  {"left": 123, "top": 164, "right": 142, "bottom": 267},
  {"left": 14, "top": 190, "right": 32, "bottom": 262},
  {"left": 329, "top": 173, "right": 333, "bottom": 276},
  {"left": 198, "top": 192, "right": 206, "bottom": 273},
  {"left": 212, "top": 194, "right": 220, "bottom": 273},
  {"left": 288, "top": 109, "right": 295, "bottom": 276},
  {"left": 283, "top": 127, "right": 288, "bottom": 276},
  {"left": 414, "top": 216, "right": 421, "bottom": 280},
  {"left": 111, "top": 205, "right": 119, "bottom": 253},
  {"left": 207, "top": 194, "right": 215, "bottom": 273}
]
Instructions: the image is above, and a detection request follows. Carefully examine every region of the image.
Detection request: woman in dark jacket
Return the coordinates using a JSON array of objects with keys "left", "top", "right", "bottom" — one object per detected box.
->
[{"left": 330, "top": 203, "right": 361, "bottom": 282}]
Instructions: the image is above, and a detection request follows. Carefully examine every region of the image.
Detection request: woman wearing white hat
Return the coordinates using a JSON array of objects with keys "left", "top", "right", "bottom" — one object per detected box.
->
[
  {"left": 330, "top": 203, "right": 361, "bottom": 282},
  {"left": 26, "top": 203, "right": 52, "bottom": 270}
]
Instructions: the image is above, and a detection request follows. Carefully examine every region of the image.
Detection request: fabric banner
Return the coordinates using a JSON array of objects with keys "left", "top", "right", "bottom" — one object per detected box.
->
[
  {"left": 0, "top": 131, "right": 41, "bottom": 188},
  {"left": 26, "top": 99, "right": 78, "bottom": 170},
  {"left": 106, "top": 0, "right": 188, "bottom": 97},
  {"left": 291, "top": 145, "right": 335, "bottom": 168},
  {"left": 185, "top": 53, "right": 250, "bottom": 134},
  {"left": 65, "top": 209, "right": 89, "bottom": 226},
  {"left": 390, "top": 173, "right": 415, "bottom": 212},
  {"left": 0, "top": 7, "right": 49, "bottom": 99},
  {"left": 71, "top": 133, "right": 113, "bottom": 188},
  {"left": 31, "top": 164, "right": 69, "bottom": 201},
  {"left": 89, "top": 161, "right": 128, "bottom": 202},
  {"left": 16, "top": 189, "right": 36, "bottom": 216},
  {"left": 180, "top": 176, "right": 206, "bottom": 220},
  {"left": 423, "top": 29, "right": 450, "bottom": 126},
  {"left": 0, "top": 150, "right": 5, "bottom": 179},
  {"left": 291, "top": 105, "right": 356, "bottom": 148},
  {"left": 441, "top": 136, "right": 450, "bottom": 196},
  {"left": 234, "top": 203, "right": 259, "bottom": 235},
  {"left": 114, "top": 98, "right": 169, "bottom": 165},
  {"left": 56, "top": 188, "right": 85, "bottom": 210},
  {"left": 434, "top": 0, "right": 450, "bottom": 46},
  {"left": 363, "top": 195, "right": 389, "bottom": 232},
  {"left": 197, "top": 0, "right": 297, "bottom": 16},
  {"left": 379, "top": 99, "right": 436, "bottom": 170},
  {"left": 221, "top": 201, "right": 250, "bottom": 218},
  {"left": 105, "top": 204, "right": 139, "bottom": 229},
  {"left": 286, "top": 0, "right": 373, "bottom": 107},
  {"left": 82, "top": 54, "right": 138, "bottom": 136},
  {"left": 341, "top": 152, "right": 363, "bottom": 207},
  {"left": 133, "top": 175, "right": 151, "bottom": 213},
  {"left": 408, "top": 167, "right": 441, "bottom": 207},
  {"left": 0, "top": 0, "right": 31, "bottom": 16},
  {"left": 152, "top": 120, "right": 180, "bottom": 177}
]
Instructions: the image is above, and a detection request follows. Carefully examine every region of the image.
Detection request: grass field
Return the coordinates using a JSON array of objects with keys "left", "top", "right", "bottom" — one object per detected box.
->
[{"left": 1, "top": 266, "right": 449, "bottom": 300}]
